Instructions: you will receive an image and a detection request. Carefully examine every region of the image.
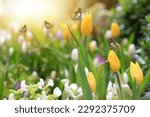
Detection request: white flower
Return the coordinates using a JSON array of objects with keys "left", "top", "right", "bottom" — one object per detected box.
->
[
  {"left": 0, "top": 35, "right": 6, "bottom": 46},
  {"left": 20, "top": 80, "right": 27, "bottom": 92},
  {"left": 9, "top": 47, "right": 14, "bottom": 56},
  {"left": 84, "top": 67, "right": 89, "bottom": 78},
  {"left": 128, "top": 44, "right": 136, "bottom": 55},
  {"left": 74, "top": 64, "right": 78, "bottom": 74},
  {"left": 65, "top": 69, "right": 69, "bottom": 78},
  {"left": 61, "top": 79, "right": 70, "bottom": 85},
  {"left": 9, "top": 93, "right": 14, "bottom": 100},
  {"left": 37, "top": 79, "right": 44, "bottom": 89},
  {"left": 93, "top": 57, "right": 99, "bottom": 68},
  {"left": 89, "top": 40, "right": 97, "bottom": 52},
  {"left": 21, "top": 41, "right": 27, "bottom": 53},
  {"left": 107, "top": 81, "right": 113, "bottom": 91},
  {"left": 105, "top": 30, "right": 112, "bottom": 39},
  {"left": 71, "top": 48, "right": 78, "bottom": 61},
  {"left": 48, "top": 79, "right": 54, "bottom": 87},
  {"left": 41, "top": 91, "right": 48, "bottom": 100},
  {"left": 53, "top": 87, "right": 62, "bottom": 97},
  {"left": 106, "top": 91, "right": 114, "bottom": 100},
  {"left": 123, "top": 73, "right": 128, "bottom": 84},
  {"left": 122, "top": 38, "right": 128, "bottom": 46},
  {"left": 18, "top": 35, "right": 25, "bottom": 43},
  {"left": 26, "top": 31, "right": 33, "bottom": 40},
  {"left": 6, "top": 32, "right": 12, "bottom": 42},
  {"left": 70, "top": 84, "right": 78, "bottom": 91},
  {"left": 32, "top": 71, "right": 38, "bottom": 77},
  {"left": 50, "top": 71, "right": 56, "bottom": 80}
]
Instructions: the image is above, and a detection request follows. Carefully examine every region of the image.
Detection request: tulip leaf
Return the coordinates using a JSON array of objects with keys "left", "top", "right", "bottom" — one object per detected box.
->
[{"left": 77, "top": 50, "right": 92, "bottom": 100}]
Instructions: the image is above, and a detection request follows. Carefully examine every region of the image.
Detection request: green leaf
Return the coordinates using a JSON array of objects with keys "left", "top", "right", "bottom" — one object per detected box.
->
[
  {"left": 77, "top": 50, "right": 92, "bottom": 100},
  {"left": 140, "top": 69, "right": 150, "bottom": 93}
]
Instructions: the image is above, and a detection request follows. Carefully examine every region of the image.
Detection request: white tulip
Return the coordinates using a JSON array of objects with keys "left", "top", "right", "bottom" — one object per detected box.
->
[{"left": 71, "top": 48, "right": 78, "bottom": 61}]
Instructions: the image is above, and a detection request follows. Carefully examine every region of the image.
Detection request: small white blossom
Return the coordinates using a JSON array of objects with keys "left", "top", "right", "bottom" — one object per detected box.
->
[
  {"left": 9, "top": 47, "right": 14, "bottom": 56},
  {"left": 32, "top": 71, "right": 38, "bottom": 77},
  {"left": 26, "top": 31, "right": 33, "bottom": 40},
  {"left": 122, "top": 38, "right": 128, "bottom": 46},
  {"left": 37, "top": 79, "right": 44, "bottom": 89},
  {"left": 9, "top": 93, "right": 14, "bottom": 100},
  {"left": 41, "top": 91, "right": 48, "bottom": 100},
  {"left": 71, "top": 48, "right": 78, "bottom": 61},
  {"left": 89, "top": 40, "right": 97, "bottom": 52},
  {"left": 53, "top": 87, "right": 62, "bottom": 97},
  {"left": 65, "top": 69, "right": 69, "bottom": 78},
  {"left": 50, "top": 71, "right": 56, "bottom": 80},
  {"left": 48, "top": 79, "right": 54, "bottom": 87},
  {"left": 21, "top": 41, "right": 27, "bottom": 53},
  {"left": 0, "top": 35, "right": 6, "bottom": 46},
  {"left": 61, "top": 79, "right": 70, "bottom": 85},
  {"left": 128, "top": 44, "right": 136, "bottom": 55},
  {"left": 105, "top": 30, "right": 112, "bottom": 39},
  {"left": 70, "top": 84, "right": 78, "bottom": 91},
  {"left": 20, "top": 80, "right": 27, "bottom": 92},
  {"left": 93, "top": 57, "right": 99, "bottom": 68},
  {"left": 18, "top": 35, "right": 25, "bottom": 43}
]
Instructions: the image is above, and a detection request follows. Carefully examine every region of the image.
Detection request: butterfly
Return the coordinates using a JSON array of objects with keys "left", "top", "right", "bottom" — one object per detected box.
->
[
  {"left": 20, "top": 25, "right": 27, "bottom": 33},
  {"left": 44, "top": 21, "right": 54, "bottom": 30},
  {"left": 71, "top": 8, "right": 82, "bottom": 20},
  {"left": 109, "top": 39, "right": 120, "bottom": 50}
]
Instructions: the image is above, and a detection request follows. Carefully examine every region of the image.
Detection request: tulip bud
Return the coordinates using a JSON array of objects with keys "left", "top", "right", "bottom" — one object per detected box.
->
[
  {"left": 108, "top": 50, "right": 121, "bottom": 72},
  {"left": 71, "top": 48, "right": 78, "bottom": 61},
  {"left": 87, "top": 72, "right": 96, "bottom": 92},
  {"left": 89, "top": 40, "right": 97, "bottom": 53},
  {"left": 81, "top": 14, "right": 93, "bottom": 36},
  {"left": 110, "top": 22, "right": 120, "bottom": 38},
  {"left": 60, "top": 23, "right": 71, "bottom": 40},
  {"left": 128, "top": 44, "right": 136, "bottom": 55},
  {"left": 130, "top": 62, "right": 143, "bottom": 85}
]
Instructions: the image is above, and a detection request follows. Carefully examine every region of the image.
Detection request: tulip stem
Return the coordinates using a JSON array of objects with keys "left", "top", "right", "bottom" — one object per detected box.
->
[{"left": 116, "top": 72, "right": 123, "bottom": 99}]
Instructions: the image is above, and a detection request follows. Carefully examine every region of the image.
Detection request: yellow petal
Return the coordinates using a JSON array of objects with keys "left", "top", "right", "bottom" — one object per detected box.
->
[
  {"left": 81, "top": 14, "right": 93, "bottom": 36},
  {"left": 87, "top": 72, "right": 96, "bottom": 92},
  {"left": 108, "top": 50, "right": 120, "bottom": 72},
  {"left": 110, "top": 22, "right": 120, "bottom": 38},
  {"left": 60, "top": 23, "right": 71, "bottom": 40}
]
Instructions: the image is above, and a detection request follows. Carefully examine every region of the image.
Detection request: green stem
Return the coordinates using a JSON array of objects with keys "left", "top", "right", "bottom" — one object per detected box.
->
[{"left": 116, "top": 72, "right": 123, "bottom": 99}]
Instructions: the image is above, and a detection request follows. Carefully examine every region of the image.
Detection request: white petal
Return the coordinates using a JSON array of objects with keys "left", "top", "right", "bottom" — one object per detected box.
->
[
  {"left": 9, "top": 93, "right": 14, "bottom": 100},
  {"left": 20, "top": 80, "right": 27, "bottom": 91},
  {"left": 48, "top": 79, "right": 54, "bottom": 87},
  {"left": 70, "top": 83, "right": 78, "bottom": 91},
  {"left": 53, "top": 87, "right": 62, "bottom": 97}
]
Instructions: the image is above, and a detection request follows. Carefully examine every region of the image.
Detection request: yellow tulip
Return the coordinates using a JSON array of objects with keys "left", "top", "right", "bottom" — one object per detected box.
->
[
  {"left": 87, "top": 72, "right": 96, "bottom": 92},
  {"left": 60, "top": 23, "right": 71, "bottom": 40},
  {"left": 81, "top": 14, "right": 93, "bottom": 36},
  {"left": 110, "top": 22, "right": 120, "bottom": 38},
  {"left": 130, "top": 62, "right": 143, "bottom": 85},
  {"left": 108, "top": 50, "right": 121, "bottom": 72}
]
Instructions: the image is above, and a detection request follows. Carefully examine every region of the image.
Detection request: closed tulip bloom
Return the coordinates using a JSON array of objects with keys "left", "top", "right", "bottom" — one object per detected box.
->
[
  {"left": 60, "top": 23, "right": 71, "bottom": 40},
  {"left": 81, "top": 14, "right": 93, "bottom": 36},
  {"left": 108, "top": 50, "right": 121, "bottom": 72},
  {"left": 87, "top": 72, "right": 96, "bottom": 92},
  {"left": 130, "top": 62, "right": 143, "bottom": 85},
  {"left": 110, "top": 22, "right": 120, "bottom": 38}
]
